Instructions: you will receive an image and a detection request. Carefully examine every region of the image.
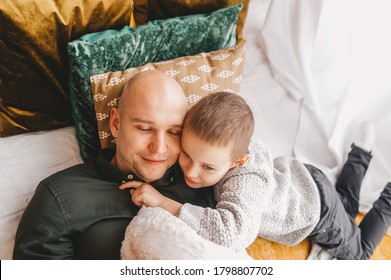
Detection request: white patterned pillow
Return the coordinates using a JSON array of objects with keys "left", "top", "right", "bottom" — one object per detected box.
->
[{"left": 89, "top": 42, "right": 246, "bottom": 149}]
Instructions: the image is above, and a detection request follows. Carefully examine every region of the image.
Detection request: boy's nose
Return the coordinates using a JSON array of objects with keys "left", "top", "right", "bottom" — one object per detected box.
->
[{"left": 186, "top": 163, "right": 199, "bottom": 178}]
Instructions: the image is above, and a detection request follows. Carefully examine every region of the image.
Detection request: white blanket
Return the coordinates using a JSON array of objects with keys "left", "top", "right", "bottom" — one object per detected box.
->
[{"left": 120, "top": 207, "right": 252, "bottom": 260}]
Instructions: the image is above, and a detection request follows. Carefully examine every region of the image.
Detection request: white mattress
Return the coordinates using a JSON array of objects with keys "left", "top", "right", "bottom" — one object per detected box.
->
[{"left": 1, "top": 0, "right": 390, "bottom": 260}]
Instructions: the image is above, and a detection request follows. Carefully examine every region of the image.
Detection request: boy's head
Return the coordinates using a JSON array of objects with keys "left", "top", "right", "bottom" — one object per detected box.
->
[{"left": 179, "top": 92, "right": 254, "bottom": 188}]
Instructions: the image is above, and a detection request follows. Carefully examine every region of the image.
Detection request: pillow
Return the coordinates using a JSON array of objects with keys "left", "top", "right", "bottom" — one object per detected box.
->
[
  {"left": 133, "top": 0, "right": 250, "bottom": 42},
  {"left": 91, "top": 42, "right": 246, "bottom": 150},
  {"left": 132, "top": 0, "right": 149, "bottom": 27},
  {"left": 67, "top": 4, "right": 242, "bottom": 161},
  {"left": 0, "top": 0, "right": 133, "bottom": 137},
  {"left": 0, "top": 126, "right": 83, "bottom": 260}
]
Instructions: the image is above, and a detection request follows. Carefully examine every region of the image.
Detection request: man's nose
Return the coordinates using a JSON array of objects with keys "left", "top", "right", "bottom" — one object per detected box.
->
[{"left": 149, "top": 132, "right": 167, "bottom": 154}]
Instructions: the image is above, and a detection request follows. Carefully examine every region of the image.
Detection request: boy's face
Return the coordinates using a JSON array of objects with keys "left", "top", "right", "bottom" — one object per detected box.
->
[{"left": 178, "top": 128, "right": 237, "bottom": 188}]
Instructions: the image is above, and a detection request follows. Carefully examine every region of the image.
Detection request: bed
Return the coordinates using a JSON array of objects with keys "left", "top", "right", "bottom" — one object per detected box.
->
[{"left": 1, "top": 0, "right": 390, "bottom": 260}]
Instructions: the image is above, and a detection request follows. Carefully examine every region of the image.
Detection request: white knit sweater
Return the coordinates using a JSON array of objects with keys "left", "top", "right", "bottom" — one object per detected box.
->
[{"left": 178, "top": 140, "right": 321, "bottom": 252}]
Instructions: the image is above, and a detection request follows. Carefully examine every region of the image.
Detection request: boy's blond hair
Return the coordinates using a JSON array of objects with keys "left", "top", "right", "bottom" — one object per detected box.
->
[{"left": 184, "top": 92, "right": 254, "bottom": 161}]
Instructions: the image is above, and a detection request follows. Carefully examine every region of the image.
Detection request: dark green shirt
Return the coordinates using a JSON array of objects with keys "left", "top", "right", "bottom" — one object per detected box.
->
[{"left": 13, "top": 150, "right": 216, "bottom": 259}]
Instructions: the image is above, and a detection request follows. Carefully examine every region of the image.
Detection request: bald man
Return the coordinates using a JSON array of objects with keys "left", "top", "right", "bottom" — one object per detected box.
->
[
  {"left": 13, "top": 71, "right": 216, "bottom": 259},
  {"left": 110, "top": 71, "right": 188, "bottom": 182}
]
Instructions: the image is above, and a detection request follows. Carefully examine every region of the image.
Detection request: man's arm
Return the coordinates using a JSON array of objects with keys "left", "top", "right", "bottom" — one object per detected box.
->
[{"left": 13, "top": 181, "right": 73, "bottom": 259}]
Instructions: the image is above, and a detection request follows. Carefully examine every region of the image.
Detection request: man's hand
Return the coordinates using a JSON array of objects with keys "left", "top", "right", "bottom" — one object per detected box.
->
[{"left": 119, "top": 181, "right": 182, "bottom": 216}]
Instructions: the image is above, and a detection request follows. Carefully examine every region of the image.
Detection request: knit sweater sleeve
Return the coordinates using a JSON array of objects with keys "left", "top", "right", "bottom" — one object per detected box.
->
[{"left": 178, "top": 141, "right": 273, "bottom": 252}]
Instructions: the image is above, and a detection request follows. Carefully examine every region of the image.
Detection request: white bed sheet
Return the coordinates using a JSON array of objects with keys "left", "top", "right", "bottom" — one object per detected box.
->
[
  {"left": 240, "top": 0, "right": 300, "bottom": 158},
  {"left": 249, "top": 0, "right": 391, "bottom": 212}
]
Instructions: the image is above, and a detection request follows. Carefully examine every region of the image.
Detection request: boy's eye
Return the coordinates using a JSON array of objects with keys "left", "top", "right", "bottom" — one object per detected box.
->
[
  {"left": 204, "top": 165, "right": 215, "bottom": 171},
  {"left": 181, "top": 149, "right": 190, "bottom": 158}
]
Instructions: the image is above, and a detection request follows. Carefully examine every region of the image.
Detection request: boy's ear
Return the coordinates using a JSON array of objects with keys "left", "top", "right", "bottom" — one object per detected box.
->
[{"left": 231, "top": 153, "right": 250, "bottom": 168}]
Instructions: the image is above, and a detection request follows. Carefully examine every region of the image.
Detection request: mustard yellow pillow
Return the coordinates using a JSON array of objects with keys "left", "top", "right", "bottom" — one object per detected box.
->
[
  {"left": 0, "top": 0, "right": 133, "bottom": 137},
  {"left": 90, "top": 42, "right": 246, "bottom": 150},
  {"left": 133, "top": 0, "right": 249, "bottom": 42}
]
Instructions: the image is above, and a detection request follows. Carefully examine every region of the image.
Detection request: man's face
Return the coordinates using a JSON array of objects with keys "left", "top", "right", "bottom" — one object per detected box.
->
[{"left": 110, "top": 78, "right": 187, "bottom": 183}]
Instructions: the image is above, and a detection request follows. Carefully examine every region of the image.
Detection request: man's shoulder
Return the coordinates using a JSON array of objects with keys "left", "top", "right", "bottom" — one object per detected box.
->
[
  {"left": 42, "top": 161, "right": 100, "bottom": 187},
  {"left": 36, "top": 160, "right": 118, "bottom": 209}
]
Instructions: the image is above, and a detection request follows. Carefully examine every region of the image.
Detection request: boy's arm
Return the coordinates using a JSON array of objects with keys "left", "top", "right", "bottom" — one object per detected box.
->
[
  {"left": 178, "top": 174, "right": 265, "bottom": 252},
  {"left": 119, "top": 181, "right": 182, "bottom": 216}
]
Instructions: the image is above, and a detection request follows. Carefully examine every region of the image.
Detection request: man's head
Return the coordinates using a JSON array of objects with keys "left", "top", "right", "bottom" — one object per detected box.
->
[
  {"left": 109, "top": 71, "right": 188, "bottom": 183},
  {"left": 179, "top": 92, "right": 255, "bottom": 188}
]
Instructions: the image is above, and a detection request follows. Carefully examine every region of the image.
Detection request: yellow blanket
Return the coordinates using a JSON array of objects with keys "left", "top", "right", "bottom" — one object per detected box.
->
[{"left": 247, "top": 213, "right": 391, "bottom": 260}]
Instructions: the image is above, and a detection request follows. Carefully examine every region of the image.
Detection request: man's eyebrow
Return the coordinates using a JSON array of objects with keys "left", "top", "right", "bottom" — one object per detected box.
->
[
  {"left": 131, "top": 118, "right": 183, "bottom": 128},
  {"left": 130, "top": 118, "right": 153, "bottom": 124}
]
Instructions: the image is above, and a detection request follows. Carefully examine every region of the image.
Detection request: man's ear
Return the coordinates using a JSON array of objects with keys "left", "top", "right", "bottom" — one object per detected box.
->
[
  {"left": 231, "top": 153, "right": 250, "bottom": 168},
  {"left": 109, "top": 107, "right": 120, "bottom": 138}
]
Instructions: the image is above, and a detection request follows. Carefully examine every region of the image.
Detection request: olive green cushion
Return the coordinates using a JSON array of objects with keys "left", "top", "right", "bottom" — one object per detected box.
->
[
  {"left": 0, "top": 0, "right": 133, "bottom": 137},
  {"left": 67, "top": 4, "right": 242, "bottom": 161}
]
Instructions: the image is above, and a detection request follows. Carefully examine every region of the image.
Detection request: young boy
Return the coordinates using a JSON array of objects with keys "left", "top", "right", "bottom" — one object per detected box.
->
[{"left": 120, "top": 92, "right": 391, "bottom": 259}]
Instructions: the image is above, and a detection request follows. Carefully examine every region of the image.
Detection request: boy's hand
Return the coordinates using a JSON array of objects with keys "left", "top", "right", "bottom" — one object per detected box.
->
[
  {"left": 119, "top": 180, "right": 183, "bottom": 216},
  {"left": 119, "top": 181, "right": 165, "bottom": 208}
]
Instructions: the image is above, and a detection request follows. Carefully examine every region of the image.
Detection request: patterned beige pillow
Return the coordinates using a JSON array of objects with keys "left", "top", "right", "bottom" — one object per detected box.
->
[{"left": 90, "top": 41, "right": 246, "bottom": 149}]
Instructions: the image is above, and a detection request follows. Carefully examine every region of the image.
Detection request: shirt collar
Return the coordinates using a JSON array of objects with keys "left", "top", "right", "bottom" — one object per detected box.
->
[{"left": 96, "top": 149, "right": 178, "bottom": 188}]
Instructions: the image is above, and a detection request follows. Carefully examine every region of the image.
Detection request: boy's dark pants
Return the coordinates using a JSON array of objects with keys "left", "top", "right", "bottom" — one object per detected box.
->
[{"left": 305, "top": 144, "right": 391, "bottom": 259}]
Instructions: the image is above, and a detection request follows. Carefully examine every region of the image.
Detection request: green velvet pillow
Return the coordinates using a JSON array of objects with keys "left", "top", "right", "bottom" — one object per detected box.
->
[
  {"left": 0, "top": 0, "right": 133, "bottom": 137},
  {"left": 67, "top": 4, "right": 242, "bottom": 161}
]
